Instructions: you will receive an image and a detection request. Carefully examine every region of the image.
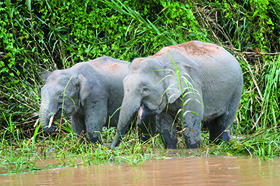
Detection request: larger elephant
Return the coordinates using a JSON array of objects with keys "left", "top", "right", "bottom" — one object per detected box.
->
[
  {"left": 111, "top": 41, "right": 243, "bottom": 149},
  {"left": 39, "top": 57, "right": 130, "bottom": 143}
]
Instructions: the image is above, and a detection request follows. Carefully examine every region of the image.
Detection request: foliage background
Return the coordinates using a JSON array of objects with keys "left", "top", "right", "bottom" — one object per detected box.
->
[{"left": 1, "top": 0, "right": 279, "bottom": 143}]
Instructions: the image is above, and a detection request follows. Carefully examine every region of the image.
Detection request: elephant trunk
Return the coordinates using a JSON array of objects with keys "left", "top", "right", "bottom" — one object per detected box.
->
[
  {"left": 39, "top": 99, "right": 57, "bottom": 133},
  {"left": 110, "top": 96, "right": 141, "bottom": 148}
]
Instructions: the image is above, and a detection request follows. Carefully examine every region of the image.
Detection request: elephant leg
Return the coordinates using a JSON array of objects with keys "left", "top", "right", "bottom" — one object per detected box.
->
[
  {"left": 156, "top": 112, "right": 178, "bottom": 149},
  {"left": 138, "top": 115, "right": 156, "bottom": 142},
  {"left": 208, "top": 91, "right": 241, "bottom": 144},
  {"left": 71, "top": 115, "right": 86, "bottom": 143},
  {"left": 208, "top": 114, "right": 233, "bottom": 144},
  {"left": 85, "top": 101, "right": 108, "bottom": 144},
  {"left": 183, "top": 98, "right": 204, "bottom": 148},
  {"left": 207, "top": 118, "right": 219, "bottom": 143},
  {"left": 71, "top": 114, "right": 86, "bottom": 136},
  {"left": 183, "top": 116, "right": 202, "bottom": 148}
]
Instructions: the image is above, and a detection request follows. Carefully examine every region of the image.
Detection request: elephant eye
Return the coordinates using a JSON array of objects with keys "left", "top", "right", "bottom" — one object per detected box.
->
[
  {"left": 142, "top": 86, "right": 148, "bottom": 93},
  {"left": 57, "top": 94, "right": 64, "bottom": 102}
]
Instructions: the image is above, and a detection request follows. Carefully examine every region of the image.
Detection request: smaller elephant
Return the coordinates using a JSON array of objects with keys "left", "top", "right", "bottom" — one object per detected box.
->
[
  {"left": 111, "top": 41, "right": 243, "bottom": 149},
  {"left": 39, "top": 56, "right": 130, "bottom": 143}
]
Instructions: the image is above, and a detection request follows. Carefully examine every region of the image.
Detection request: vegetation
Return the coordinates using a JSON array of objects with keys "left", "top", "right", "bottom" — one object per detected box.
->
[{"left": 0, "top": 0, "right": 279, "bottom": 174}]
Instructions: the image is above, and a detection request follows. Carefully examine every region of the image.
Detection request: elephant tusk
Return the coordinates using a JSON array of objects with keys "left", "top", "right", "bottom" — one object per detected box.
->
[
  {"left": 33, "top": 118, "right": 39, "bottom": 128},
  {"left": 137, "top": 106, "right": 143, "bottom": 124},
  {"left": 138, "top": 107, "right": 143, "bottom": 120},
  {"left": 48, "top": 115, "right": 54, "bottom": 128}
]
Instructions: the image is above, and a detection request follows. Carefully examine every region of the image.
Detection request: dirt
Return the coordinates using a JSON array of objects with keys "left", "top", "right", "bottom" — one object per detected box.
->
[{"left": 151, "top": 41, "right": 221, "bottom": 58}]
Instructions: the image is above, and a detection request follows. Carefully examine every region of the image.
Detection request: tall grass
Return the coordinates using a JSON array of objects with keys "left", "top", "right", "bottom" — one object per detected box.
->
[{"left": 0, "top": 123, "right": 167, "bottom": 174}]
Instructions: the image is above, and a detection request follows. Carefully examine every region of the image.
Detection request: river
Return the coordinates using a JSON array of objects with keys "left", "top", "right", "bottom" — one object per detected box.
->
[{"left": 1, "top": 156, "right": 280, "bottom": 185}]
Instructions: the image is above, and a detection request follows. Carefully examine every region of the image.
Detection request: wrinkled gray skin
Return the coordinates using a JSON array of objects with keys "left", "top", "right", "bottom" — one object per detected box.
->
[
  {"left": 111, "top": 41, "right": 243, "bottom": 149},
  {"left": 39, "top": 57, "right": 130, "bottom": 143}
]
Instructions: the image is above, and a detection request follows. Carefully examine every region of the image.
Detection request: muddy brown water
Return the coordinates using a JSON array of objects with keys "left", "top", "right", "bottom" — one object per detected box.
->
[{"left": 1, "top": 156, "right": 280, "bottom": 186}]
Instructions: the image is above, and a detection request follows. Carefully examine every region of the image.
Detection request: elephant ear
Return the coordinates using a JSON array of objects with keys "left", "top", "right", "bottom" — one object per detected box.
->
[
  {"left": 77, "top": 74, "right": 90, "bottom": 106},
  {"left": 40, "top": 71, "right": 52, "bottom": 82},
  {"left": 164, "top": 62, "right": 192, "bottom": 104}
]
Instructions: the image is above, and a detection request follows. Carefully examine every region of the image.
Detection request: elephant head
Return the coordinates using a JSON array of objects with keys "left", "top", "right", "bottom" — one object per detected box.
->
[
  {"left": 111, "top": 50, "right": 195, "bottom": 148},
  {"left": 39, "top": 70, "right": 90, "bottom": 133}
]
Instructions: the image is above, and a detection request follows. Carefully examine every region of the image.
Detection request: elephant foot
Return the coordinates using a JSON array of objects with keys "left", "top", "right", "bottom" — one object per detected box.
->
[
  {"left": 43, "top": 125, "right": 57, "bottom": 134},
  {"left": 110, "top": 132, "right": 122, "bottom": 149},
  {"left": 209, "top": 128, "right": 231, "bottom": 145},
  {"left": 185, "top": 137, "right": 202, "bottom": 149},
  {"left": 87, "top": 132, "right": 102, "bottom": 144},
  {"left": 140, "top": 135, "right": 150, "bottom": 142},
  {"left": 89, "top": 136, "right": 102, "bottom": 144},
  {"left": 219, "top": 129, "right": 230, "bottom": 142},
  {"left": 162, "top": 130, "right": 178, "bottom": 149}
]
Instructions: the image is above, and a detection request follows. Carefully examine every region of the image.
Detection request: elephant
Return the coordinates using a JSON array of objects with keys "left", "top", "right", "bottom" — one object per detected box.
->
[
  {"left": 111, "top": 41, "right": 243, "bottom": 149},
  {"left": 39, "top": 56, "right": 131, "bottom": 143}
]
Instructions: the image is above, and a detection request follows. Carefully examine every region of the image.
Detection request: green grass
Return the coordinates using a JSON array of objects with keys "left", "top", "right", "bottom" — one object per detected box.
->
[
  {"left": 1, "top": 106, "right": 279, "bottom": 174},
  {"left": 0, "top": 116, "right": 175, "bottom": 174}
]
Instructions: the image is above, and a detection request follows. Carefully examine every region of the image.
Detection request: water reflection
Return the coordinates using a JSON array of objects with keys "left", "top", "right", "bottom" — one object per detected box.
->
[{"left": 1, "top": 156, "right": 280, "bottom": 186}]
